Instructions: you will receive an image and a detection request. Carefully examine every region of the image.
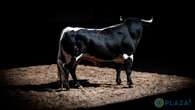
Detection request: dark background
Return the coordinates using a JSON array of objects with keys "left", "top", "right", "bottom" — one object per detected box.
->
[
  {"left": 0, "top": 1, "right": 194, "bottom": 77},
  {"left": 0, "top": 1, "right": 195, "bottom": 110}
]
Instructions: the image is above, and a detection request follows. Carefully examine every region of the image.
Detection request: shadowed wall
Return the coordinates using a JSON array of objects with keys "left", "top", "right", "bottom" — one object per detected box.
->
[{"left": 0, "top": 2, "right": 194, "bottom": 77}]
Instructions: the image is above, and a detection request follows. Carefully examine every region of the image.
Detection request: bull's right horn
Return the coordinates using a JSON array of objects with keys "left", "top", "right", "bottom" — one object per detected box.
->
[{"left": 141, "top": 17, "right": 153, "bottom": 23}]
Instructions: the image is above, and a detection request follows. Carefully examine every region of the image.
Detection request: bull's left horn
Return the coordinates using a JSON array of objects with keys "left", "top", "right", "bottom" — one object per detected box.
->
[
  {"left": 120, "top": 16, "right": 123, "bottom": 21},
  {"left": 141, "top": 17, "right": 153, "bottom": 23}
]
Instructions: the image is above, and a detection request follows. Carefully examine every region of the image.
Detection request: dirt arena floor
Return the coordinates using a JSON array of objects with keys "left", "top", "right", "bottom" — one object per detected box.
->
[{"left": 0, "top": 64, "right": 195, "bottom": 110}]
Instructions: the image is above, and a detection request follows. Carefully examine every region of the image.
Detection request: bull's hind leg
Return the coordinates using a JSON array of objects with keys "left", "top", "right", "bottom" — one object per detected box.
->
[
  {"left": 115, "top": 63, "right": 122, "bottom": 84},
  {"left": 63, "top": 66, "right": 70, "bottom": 90},
  {"left": 57, "top": 59, "right": 70, "bottom": 90},
  {"left": 69, "top": 64, "right": 81, "bottom": 88}
]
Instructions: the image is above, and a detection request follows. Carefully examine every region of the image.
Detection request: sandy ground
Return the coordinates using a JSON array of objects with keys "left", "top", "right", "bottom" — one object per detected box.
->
[{"left": 0, "top": 64, "right": 195, "bottom": 110}]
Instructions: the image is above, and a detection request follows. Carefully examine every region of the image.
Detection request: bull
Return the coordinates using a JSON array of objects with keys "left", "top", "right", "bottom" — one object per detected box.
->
[{"left": 57, "top": 17, "right": 153, "bottom": 90}]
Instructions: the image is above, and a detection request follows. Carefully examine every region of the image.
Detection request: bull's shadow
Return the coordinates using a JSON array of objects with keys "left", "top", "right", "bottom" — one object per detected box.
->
[
  {"left": 81, "top": 58, "right": 194, "bottom": 79},
  {"left": 4, "top": 80, "right": 101, "bottom": 92},
  {"left": 132, "top": 60, "right": 194, "bottom": 78},
  {"left": 83, "top": 87, "right": 195, "bottom": 110}
]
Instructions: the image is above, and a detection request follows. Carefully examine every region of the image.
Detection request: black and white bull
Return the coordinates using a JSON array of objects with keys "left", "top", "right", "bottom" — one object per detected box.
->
[{"left": 57, "top": 17, "right": 153, "bottom": 90}]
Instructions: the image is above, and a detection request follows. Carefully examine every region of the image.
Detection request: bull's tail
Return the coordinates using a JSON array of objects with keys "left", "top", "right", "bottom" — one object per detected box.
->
[{"left": 141, "top": 17, "right": 153, "bottom": 23}]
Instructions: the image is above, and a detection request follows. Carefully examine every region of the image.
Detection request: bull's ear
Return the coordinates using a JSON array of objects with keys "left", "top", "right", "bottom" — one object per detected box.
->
[{"left": 120, "top": 16, "right": 123, "bottom": 22}]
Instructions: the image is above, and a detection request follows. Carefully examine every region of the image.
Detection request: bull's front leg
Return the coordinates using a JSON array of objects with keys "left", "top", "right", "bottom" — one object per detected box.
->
[
  {"left": 115, "top": 63, "right": 122, "bottom": 84},
  {"left": 123, "top": 54, "right": 134, "bottom": 87}
]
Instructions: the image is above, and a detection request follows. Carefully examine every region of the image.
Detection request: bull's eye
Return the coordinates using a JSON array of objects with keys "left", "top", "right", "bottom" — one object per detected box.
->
[{"left": 74, "top": 46, "right": 78, "bottom": 50}]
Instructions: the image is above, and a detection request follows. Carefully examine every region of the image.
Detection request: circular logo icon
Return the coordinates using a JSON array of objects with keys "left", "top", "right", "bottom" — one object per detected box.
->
[{"left": 154, "top": 98, "right": 164, "bottom": 108}]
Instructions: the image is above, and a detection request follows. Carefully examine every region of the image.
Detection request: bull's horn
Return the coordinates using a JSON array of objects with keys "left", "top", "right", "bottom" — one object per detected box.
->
[
  {"left": 141, "top": 17, "right": 153, "bottom": 23},
  {"left": 120, "top": 16, "right": 123, "bottom": 21}
]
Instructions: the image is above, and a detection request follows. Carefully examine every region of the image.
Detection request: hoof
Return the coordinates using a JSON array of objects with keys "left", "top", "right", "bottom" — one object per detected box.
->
[
  {"left": 127, "top": 81, "right": 133, "bottom": 88},
  {"left": 128, "top": 84, "right": 133, "bottom": 88},
  {"left": 75, "top": 83, "right": 81, "bottom": 87},
  {"left": 117, "top": 81, "right": 122, "bottom": 85},
  {"left": 116, "top": 79, "right": 122, "bottom": 85},
  {"left": 65, "top": 86, "right": 70, "bottom": 91},
  {"left": 74, "top": 82, "right": 81, "bottom": 88},
  {"left": 56, "top": 88, "right": 67, "bottom": 92}
]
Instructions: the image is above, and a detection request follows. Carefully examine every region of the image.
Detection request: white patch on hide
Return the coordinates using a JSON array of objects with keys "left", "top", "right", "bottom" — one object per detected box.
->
[
  {"left": 64, "top": 27, "right": 83, "bottom": 32},
  {"left": 123, "top": 54, "right": 129, "bottom": 59},
  {"left": 76, "top": 53, "right": 83, "bottom": 61},
  {"left": 60, "top": 27, "right": 83, "bottom": 41},
  {"left": 130, "top": 54, "right": 134, "bottom": 61},
  {"left": 123, "top": 54, "right": 134, "bottom": 61}
]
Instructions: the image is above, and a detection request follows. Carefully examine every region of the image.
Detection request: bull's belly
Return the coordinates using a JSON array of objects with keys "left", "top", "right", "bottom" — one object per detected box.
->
[{"left": 78, "top": 54, "right": 125, "bottom": 64}]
